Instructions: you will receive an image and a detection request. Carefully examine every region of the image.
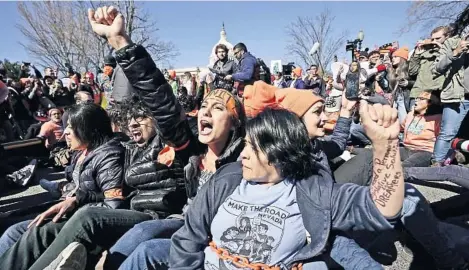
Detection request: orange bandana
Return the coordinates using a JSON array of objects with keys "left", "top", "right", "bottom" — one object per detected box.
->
[{"left": 204, "top": 89, "right": 239, "bottom": 120}]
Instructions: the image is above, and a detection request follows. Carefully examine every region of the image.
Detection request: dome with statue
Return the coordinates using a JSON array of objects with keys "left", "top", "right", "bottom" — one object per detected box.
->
[{"left": 208, "top": 23, "right": 234, "bottom": 67}]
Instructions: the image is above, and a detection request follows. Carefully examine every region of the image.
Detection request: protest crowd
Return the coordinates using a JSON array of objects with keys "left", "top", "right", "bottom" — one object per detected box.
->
[{"left": 1, "top": 5, "right": 469, "bottom": 270}]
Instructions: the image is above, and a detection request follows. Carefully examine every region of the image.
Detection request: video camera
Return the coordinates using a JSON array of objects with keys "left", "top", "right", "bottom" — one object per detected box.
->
[{"left": 345, "top": 40, "right": 360, "bottom": 62}]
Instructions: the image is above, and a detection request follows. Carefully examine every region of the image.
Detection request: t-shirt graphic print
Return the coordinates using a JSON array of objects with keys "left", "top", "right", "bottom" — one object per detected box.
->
[{"left": 204, "top": 179, "right": 306, "bottom": 270}]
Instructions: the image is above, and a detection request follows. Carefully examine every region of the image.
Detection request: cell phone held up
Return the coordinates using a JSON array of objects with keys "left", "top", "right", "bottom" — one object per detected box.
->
[{"left": 345, "top": 71, "right": 360, "bottom": 101}]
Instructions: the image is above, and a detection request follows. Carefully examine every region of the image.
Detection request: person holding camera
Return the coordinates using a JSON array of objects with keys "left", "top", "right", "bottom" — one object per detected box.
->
[
  {"left": 304, "top": 64, "right": 326, "bottom": 97},
  {"left": 409, "top": 26, "right": 448, "bottom": 109},
  {"left": 209, "top": 44, "right": 236, "bottom": 92},
  {"left": 431, "top": 26, "right": 469, "bottom": 166}
]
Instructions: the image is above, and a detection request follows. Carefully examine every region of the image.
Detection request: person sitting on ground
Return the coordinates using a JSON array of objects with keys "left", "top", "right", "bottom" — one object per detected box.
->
[
  {"left": 0, "top": 103, "right": 126, "bottom": 269},
  {"left": 334, "top": 91, "right": 442, "bottom": 186},
  {"left": 169, "top": 105, "right": 405, "bottom": 269}
]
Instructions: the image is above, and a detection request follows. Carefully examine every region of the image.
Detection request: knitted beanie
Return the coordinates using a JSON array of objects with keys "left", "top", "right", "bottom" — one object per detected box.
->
[
  {"left": 276, "top": 89, "right": 324, "bottom": 117},
  {"left": 292, "top": 67, "right": 302, "bottom": 78},
  {"left": 393, "top": 47, "right": 409, "bottom": 61},
  {"left": 243, "top": 81, "right": 280, "bottom": 118}
]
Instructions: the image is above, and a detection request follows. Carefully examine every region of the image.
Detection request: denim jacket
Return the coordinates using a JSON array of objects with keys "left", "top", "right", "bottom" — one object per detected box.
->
[{"left": 169, "top": 162, "right": 393, "bottom": 269}]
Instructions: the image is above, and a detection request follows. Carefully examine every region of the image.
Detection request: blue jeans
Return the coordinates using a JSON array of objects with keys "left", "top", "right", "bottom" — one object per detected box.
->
[
  {"left": 0, "top": 220, "right": 30, "bottom": 257},
  {"left": 394, "top": 92, "right": 408, "bottom": 125},
  {"left": 399, "top": 184, "right": 468, "bottom": 268},
  {"left": 105, "top": 219, "right": 184, "bottom": 270},
  {"left": 347, "top": 184, "right": 469, "bottom": 269},
  {"left": 433, "top": 101, "right": 469, "bottom": 162},
  {"left": 405, "top": 165, "right": 469, "bottom": 189}
]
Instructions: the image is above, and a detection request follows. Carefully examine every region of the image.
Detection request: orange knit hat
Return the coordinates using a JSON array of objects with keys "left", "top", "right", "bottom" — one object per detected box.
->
[
  {"left": 292, "top": 67, "right": 302, "bottom": 77},
  {"left": 243, "top": 81, "right": 281, "bottom": 118},
  {"left": 276, "top": 89, "right": 324, "bottom": 117},
  {"left": 392, "top": 47, "right": 409, "bottom": 61}
]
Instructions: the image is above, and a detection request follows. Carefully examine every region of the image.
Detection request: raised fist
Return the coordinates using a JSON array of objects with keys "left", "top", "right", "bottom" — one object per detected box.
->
[
  {"left": 88, "top": 6, "right": 130, "bottom": 50},
  {"left": 359, "top": 101, "right": 399, "bottom": 143}
]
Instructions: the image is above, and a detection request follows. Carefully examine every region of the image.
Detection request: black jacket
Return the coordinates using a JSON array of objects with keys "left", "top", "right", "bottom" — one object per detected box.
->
[
  {"left": 124, "top": 134, "right": 186, "bottom": 217},
  {"left": 169, "top": 162, "right": 394, "bottom": 269},
  {"left": 210, "top": 58, "right": 236, "bottom": 91},
  {"left": 66, "top": 137, "right": 126, "bottom": 209},
  {"left": 115, "top": 44, "right": 245, "bottom": 211}
]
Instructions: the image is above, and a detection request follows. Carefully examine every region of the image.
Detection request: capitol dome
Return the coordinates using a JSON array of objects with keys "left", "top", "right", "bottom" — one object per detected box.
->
[{"left": 208, "top": 23, "right": 234, "bottom": 67}]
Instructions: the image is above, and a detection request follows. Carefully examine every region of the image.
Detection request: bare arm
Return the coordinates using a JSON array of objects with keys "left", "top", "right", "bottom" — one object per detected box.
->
[
  {"left": 359, "top": 102, "right": 404, "bottom": 218},
  {"left": 369, "top": 140, "right": 404, "bottom": 217}
]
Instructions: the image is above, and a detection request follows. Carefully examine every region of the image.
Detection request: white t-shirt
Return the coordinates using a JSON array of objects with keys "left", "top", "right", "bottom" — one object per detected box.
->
[{"left": 204, "top": 179, "right": 306, "bottom": 269}]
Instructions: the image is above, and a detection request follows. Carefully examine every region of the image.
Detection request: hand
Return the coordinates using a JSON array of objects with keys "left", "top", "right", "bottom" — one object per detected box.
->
[
  {"left": 375, "top": 73, "right": 382, "bottom": 81},
  {"left": 338, "top": 65, "right": 344, "bottom": 74},
  {"left": 453, "top": 39, "right": 469, "bottom": 57},
  {"left": 224, "top": 75, "right": 233, "bottom": 81},
  {"left": 88, "top": 6, "right": 130, "bottom": 50},
  {"left": 398, "top": 79, "right": 408, "bottom": 87},
  {"left": 340, "top": 91, "right": 357, "bottom": 118},
  {"left": 28, "top": 197, "right": 77, "bottom": 228},
  {"left": 359, "top": 100, "right": 399, "bottom": 144}
]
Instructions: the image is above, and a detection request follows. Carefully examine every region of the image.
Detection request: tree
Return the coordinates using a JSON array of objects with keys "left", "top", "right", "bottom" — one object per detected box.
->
[
  {"left": 0, "top": 59, "right": 22, "bottom": 81},
  {"left": 285, "top": 10, "right": 349, "bottom": 72},
  {"left": 16, "top": 1, "right": 178, "bottom": 75},
  {"left": 400, "top": 1, "right": 469, "bottom": 35}
]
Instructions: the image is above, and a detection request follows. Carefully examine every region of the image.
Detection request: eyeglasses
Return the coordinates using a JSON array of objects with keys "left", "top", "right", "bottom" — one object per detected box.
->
[
  {"left": 416, "top": 97, "right": 430, "bottom": 101},
  {"left": 233, "top": 50, "right": 241, "bottom": 56}
]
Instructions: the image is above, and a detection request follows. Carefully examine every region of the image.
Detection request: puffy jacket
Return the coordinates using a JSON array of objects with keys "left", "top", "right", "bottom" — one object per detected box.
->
[
  {"left": 111, "top": 64, "right": 136, "bottom": 103},
  {"left": 169, "top": 162, "right": 393, "bottom": 269},
  {"left": 433, "top": 36, "right": 469, "bottom": 103},
  {"left": 115, "top": 44, "right": 245, "bottom": 210},
  {"left": 66, "top": 137, "right": 126, "bottom": 209},
  {"left": 124, "top": 134, "right": 187, "bottom": 217},
  {"left": 409, "top": 48, "right": 444, "bottom": 98}
]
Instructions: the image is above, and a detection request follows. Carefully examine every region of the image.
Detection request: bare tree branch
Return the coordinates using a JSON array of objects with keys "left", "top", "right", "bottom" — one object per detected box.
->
[
  {"left": 285, "top": 10, "right": 348, "bottom": 72},
  {"left": 16, "top": 1, "right": 178, "bottom": 74},
  {"left": 399, "top": 1, "right": 469, "bottom": 36}
]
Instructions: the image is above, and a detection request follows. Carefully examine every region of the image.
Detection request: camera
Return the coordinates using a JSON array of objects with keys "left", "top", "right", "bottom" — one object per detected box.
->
[{"left": 345, "top": 40, "right": 357, "bottom": 52}]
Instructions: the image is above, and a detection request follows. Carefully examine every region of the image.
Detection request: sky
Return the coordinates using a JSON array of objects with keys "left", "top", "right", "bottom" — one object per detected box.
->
[{"left": 0, "top": 1, "right": 424, "bottom": 70}]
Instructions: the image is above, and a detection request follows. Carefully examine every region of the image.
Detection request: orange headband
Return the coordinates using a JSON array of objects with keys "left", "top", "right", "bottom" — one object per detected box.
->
[{"left": 204, "top": 89, "right": 239, "bottom": 120}]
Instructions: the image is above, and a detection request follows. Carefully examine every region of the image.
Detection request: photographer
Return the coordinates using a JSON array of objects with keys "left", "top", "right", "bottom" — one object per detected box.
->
[
  {"left": 409, "top": 26, "right": 448, "bottom": 108},
  {"left": 209, "top": 44, "right": 236, "bottom": 92},
  {"left": 304, "top": 64, "right": 326, "bottom": 97},
  {"left": 432, "top": 26, "right": 469, "bottom": 165}
]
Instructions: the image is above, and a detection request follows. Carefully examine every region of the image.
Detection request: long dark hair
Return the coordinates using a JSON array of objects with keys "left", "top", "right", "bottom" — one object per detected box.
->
[
  {"left": 68, "top": 103, "right": 113, "bottom": 150},
  {"left": 246, "top": 108, "right": 316, "bottom": 180}
]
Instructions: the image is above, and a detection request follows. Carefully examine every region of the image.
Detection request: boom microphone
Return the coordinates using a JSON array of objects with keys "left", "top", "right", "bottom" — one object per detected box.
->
[{"left": 309, "top": 42, "right": 320, "bottom": 56}]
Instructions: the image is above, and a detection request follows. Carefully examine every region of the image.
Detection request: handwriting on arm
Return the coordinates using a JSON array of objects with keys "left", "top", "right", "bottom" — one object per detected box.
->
[{"left": 369, "top": 141, "right": 404, "bottom": 217}]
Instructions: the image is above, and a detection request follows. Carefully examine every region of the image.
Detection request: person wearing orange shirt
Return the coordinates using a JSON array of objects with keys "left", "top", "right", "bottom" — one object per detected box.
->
[{"left": 38, "top": 108, "right": 64, "bottom": 149}]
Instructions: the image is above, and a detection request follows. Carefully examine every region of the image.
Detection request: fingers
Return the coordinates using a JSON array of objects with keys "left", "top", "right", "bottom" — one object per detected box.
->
[
  {"left": 87, "top": 8, "right": 96, "bottom": 24},
  {"left": 52, "top": 208, "right": 66, "bottom": 223},
  {"left": 382, "top": 104, "right": 392, "bottom": 128},
  {"left": 359, "top": 100, "right": 371, "bottom": 123},
  {"left": 28, "top": 215, "right": 41, "bottom": 229},
  {"left": 372, "top": 103, "right": 383, "bottom": 125}
]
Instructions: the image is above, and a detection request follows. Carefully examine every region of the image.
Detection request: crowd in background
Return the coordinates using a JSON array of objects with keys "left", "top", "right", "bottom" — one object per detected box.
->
[{"left": 0, "top": 5, "right": 469, "bottom": 270}]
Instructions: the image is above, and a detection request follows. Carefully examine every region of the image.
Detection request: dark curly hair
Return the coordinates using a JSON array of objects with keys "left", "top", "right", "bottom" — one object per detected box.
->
[
  {"left": 246, "top": 108, "right": 316, "bottom": 180},
  {"left": 119, "top": 95, "right": 154, "bottom": 122}
]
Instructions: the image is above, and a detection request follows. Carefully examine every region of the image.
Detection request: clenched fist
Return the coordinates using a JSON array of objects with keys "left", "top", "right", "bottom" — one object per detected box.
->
[
  {"left": 359, "top": 101, "right": 399, "bottom": 144},
  {"left": 88, "top": 6, "right": 131, "bottom": 50}
]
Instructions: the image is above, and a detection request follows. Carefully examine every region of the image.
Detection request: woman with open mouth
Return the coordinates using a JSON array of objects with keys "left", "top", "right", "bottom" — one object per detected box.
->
[{"left": 170, "top": 105, "right": 407, "bottom": 269}]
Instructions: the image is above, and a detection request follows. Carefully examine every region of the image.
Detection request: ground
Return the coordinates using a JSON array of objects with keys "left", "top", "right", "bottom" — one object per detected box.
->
[{"left": 0, "top": 168, "right": 467, "bottom": 270}]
